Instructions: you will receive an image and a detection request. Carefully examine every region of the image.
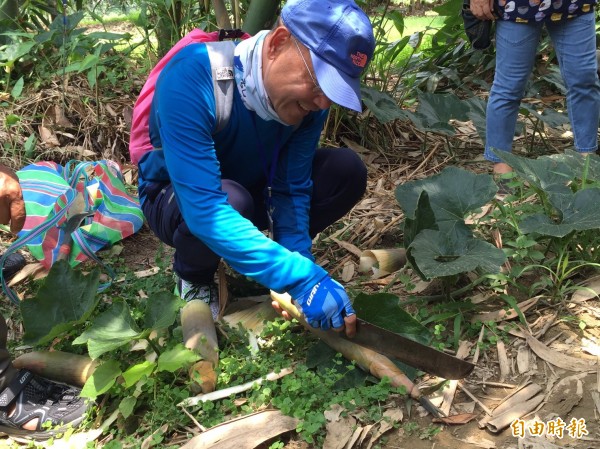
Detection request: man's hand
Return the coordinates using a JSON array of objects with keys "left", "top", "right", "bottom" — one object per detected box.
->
[
  {"left": 470, "top": 0, "right": 495, "bottom": 20},
  {"left": 294, "top": 276, "right": 356, "bottom": 337},
  {"left": 0, "top": 165, "right": 25, "bottom": 233}
]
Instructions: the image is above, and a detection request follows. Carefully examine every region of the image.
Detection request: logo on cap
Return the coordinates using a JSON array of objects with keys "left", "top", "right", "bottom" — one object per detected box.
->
[{"left": 351, "top": 51, "right": 368, "bottom": 68}]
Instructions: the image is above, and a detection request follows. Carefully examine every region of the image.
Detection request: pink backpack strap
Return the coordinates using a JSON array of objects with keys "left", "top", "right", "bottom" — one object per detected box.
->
[{"left": 129, "top": 30, "right": 250, "bottom": 165}]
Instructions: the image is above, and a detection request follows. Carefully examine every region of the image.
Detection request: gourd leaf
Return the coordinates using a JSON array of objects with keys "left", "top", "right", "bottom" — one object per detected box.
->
[
  {"left": 157, "top": 344, "right": 200, "bottom": 373},
  {"left": 143, "top": 291, "right": 185, "bottom": 330},
  {"left": 73, "top": 300, "right": 142, "bottom": 359},
  {"left": 396, "top": 166, "right": 496, "bottom": 233},
  {"left": 80, "top": 360, "right": 122, "bottom": 399},
  {"left": 520, "top": 188, "right": 600, "bottom": 237},
  {"left": 410, "top": 229, "right": 506, "bottom": 278},
  {"left": 21, "top": 261, "right": 101, "bottom": 345}
]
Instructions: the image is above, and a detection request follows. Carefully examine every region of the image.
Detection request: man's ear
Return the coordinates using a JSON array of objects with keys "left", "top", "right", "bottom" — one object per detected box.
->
[{"left": 265, "top": 26, "right": 292, "bottom": 60}]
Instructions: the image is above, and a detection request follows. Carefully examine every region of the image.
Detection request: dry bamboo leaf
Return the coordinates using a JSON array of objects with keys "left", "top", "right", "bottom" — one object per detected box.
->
[
  {"left": 7, "top": 262, "right": 46, "bottom": 286},
  {"left": 454, "top": 436, "right": 496, "bottom": 449},
  {"left": 544, "top": 374, "right": 584, "bottom": 416},
  {"left": 433, "top": 413, "right": 478, "bottom": 425},
  {"left": 479, "top": 382, "right": 542, "bottom": 428},
  {"left": 38, "top": 124, "right": 60, "bottom": 147},
  {"left": 516, "top": 345, "right": 530, "bottom": 374},
  {"left": 571, "top": 275, "right": 600, "bottom": 303},
  {"left": 497, "top": 341, "right": 510, "bottom": 382},
  {"left": 324, "top": 415, "right": 356, "bottom": 449},
  {"left": 440, "top": 341, "right": 472, "bottom": 416},
  {"left": 485, "top": 394, "right": 544, "bottom": 433},
  {"left": 591, "top": 391, "right": 600, "bottom": 414},
  {"left": 330, "top": 237, "right": 362, "bottom": 257},
  {"left": 357, "top": 424, "right": 375, "bottom": 447},
  {"left": 365, "top": 409, "right": 403, "bottom": 449},
  {"left": 341, "top": 261, "right": 355, "bottom": 282},
  {"left": 526, "top": 335, "right": 597, "bottom": 372},
  {"left": 223, "top": 301, "right": 278, "bottom": 336},
  {"left": 180, "top": 410, "right": 298, "bottom": 449},
  {"left": 471, "top": 297, "right": 539, "bottom": 323},
  {"left": 341, "top": 137, "right": 370, "bottom": 154},
  {"left": 344, "top": 427, "right": 364, "bottom": 449},
  {"left": 582, "top": 337, "right": 600, "bottom": 357}
]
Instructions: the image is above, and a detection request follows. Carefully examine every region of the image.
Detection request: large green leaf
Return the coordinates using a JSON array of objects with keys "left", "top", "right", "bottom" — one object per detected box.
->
[
  {"left": 122, "top": 361, "right": 156, "bottom": 388},
  {"left": 395, "top": 166, "right": 497, "bottom": 232},
  {"left": 80, "top": 360, "right": 122, "bottom": 399},
  {"left": 492, "top": 150, "right": 574, "bottom": 190},
  {"left": 548, "top": 150, "right": 600, "bottom": 183},
  {"left": 73, "top": 301, "right": 142, "bottom": 359},
  {"left": 143, "top": 291, "right": 185, "bottom": 330},
  {"left": 465, "top": 96, "right": 487, "bottom": 143},
  {"left": 520, "top": 188, "right": 600, "bottom": 237},
  {"left": 353, "top": 293, "right": 431, "bottom": 345},
  {"left": 157, "top": 344, "right": 200, "bottom": 373},
  {"left": 416, "top": 92, "right": 470, "bottom": 126},
  {"left": 520, "top": 103, "right": 569, "bottom": 128},
  {"left": 403, "top": 190, "right": 437, "bottom": 279},
  {"left": 410, "top": 229, "right": 506, "bottom": 278},
  {"left": 360, "top": 86, "right": 406, "bottom": 124},
  {"left": 21, "top": 261, "right": 101, "bottom": 345}
]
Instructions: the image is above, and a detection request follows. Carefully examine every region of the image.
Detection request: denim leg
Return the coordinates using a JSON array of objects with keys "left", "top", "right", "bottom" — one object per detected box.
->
[
  {"left": 548, "top": 13, "right": 600, "bottom": 153},
  {"left": 484, "top": 21, "right": 543, "bottom": 162}
]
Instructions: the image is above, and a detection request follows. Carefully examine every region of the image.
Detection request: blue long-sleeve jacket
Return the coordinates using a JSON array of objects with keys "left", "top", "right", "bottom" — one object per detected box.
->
[{"left": 137, "top": 43, "right": 328, "bottom": 298}]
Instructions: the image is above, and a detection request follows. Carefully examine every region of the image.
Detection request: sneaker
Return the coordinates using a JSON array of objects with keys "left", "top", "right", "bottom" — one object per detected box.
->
[
  {"left": 0, "top": 369, "right": 91, "bottom": 440},
  {"left": 177, "top": 278, "right": 220, "bottom": 320}
]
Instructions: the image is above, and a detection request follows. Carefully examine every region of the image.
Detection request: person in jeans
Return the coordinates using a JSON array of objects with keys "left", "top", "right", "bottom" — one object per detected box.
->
[
  {"left": 471, "top": 0, "right": 600, "bottom": 174},
  {"left": 0, "top": 164, "right": 89, "bottom": 440},
  {"left": 130, "top": 0, "right": 375, "bottom": 336}
]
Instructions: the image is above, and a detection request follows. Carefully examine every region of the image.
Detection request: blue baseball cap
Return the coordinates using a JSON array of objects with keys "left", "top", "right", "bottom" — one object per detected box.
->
[{"left": 281, "top": 0, "right": 375, "bottom": 112}]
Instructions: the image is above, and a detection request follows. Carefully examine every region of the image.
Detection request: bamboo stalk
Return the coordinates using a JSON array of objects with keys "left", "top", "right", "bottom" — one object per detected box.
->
[{"left": 270, "top": 291, "right": 443, "bottom": 416}]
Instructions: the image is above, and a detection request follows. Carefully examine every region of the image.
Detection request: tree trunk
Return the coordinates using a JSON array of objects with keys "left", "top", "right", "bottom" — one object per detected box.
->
[
  {"left": 242, "top": 0, "right": 279, "bottom": 35},
  {"left": 212, "top": 0, "right": 231, "bottom": 29}
]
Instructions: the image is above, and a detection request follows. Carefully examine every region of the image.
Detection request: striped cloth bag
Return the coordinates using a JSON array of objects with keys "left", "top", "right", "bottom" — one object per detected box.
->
[{"left": 0, "top": 160, "right": 144, "bottom": 304}]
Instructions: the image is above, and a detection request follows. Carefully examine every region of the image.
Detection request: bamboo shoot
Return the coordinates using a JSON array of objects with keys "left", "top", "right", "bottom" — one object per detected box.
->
[
  {"left": 181, "top": 300, "right": 219, "bottom": 393},
  {"left": 13, "top": 351, "right": 100, "bottom": 387}
]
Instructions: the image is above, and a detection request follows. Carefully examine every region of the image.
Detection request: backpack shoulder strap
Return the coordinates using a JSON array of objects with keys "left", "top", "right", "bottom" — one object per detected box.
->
[{"left": 204, "top": 40, "right": 236, "bottom": 134}]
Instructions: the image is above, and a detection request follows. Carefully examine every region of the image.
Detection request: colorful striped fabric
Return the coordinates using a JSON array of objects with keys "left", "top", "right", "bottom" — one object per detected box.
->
[{"left": 0, "top": 160, "right": 144, "bottom": 304}]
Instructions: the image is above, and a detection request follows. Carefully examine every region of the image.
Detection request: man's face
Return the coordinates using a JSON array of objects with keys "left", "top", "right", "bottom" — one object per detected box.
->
[{"left": 262, "top": 28, "right": 333, "bottom": 126}]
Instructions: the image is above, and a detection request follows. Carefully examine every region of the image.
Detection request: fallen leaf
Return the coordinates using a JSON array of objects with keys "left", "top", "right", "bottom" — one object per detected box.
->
[
  {"left": 433, "top": 413, "right": 478, "bottom": 425},
  {"left": 179, "top": 410, "right": 298, "bottom": 449},
  {"left": 324, "top": 415, "right": 356, "bottom": 449},
  {"left": 471, "top": 297, "right": 539, "bottom": 323},
  {"left": 527, "top": 335, "right": 597, "bottom": 372}
]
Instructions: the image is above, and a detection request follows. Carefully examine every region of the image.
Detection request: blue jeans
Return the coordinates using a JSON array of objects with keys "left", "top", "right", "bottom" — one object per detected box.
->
[{"left": 484, "top": 14, "right": 600, "bottom": 163}]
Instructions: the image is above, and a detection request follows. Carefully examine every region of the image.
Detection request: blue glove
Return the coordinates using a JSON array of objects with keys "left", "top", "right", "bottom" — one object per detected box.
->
[{"left": 295, "top": 276, "right": 355, "bottom": 330}]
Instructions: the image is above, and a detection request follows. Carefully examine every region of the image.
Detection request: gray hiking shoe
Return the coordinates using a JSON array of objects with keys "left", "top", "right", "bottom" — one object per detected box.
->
[{"left": 177, "top": 278, "right": 220, "bottom": 320}]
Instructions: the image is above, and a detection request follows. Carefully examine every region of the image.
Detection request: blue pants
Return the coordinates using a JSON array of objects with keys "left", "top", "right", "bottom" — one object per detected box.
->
[
  {"left": 484, "top": 14, "right": 600, "bottom": 162},
  {"left": 142, "top": 148, "right": 367, "bottom": 283}
]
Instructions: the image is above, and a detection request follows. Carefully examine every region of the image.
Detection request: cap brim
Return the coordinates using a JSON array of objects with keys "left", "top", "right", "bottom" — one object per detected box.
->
[{"left": 310, "top": 50, "right": 363, "bottom": 113}]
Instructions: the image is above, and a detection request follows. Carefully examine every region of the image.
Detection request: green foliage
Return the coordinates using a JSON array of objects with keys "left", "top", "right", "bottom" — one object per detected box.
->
[
  {"left": 395, "top": 166, "right": 506, "bottom": 281},
  {"left": 20, "top": 260, "right": 102, "bottom": 345}
]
